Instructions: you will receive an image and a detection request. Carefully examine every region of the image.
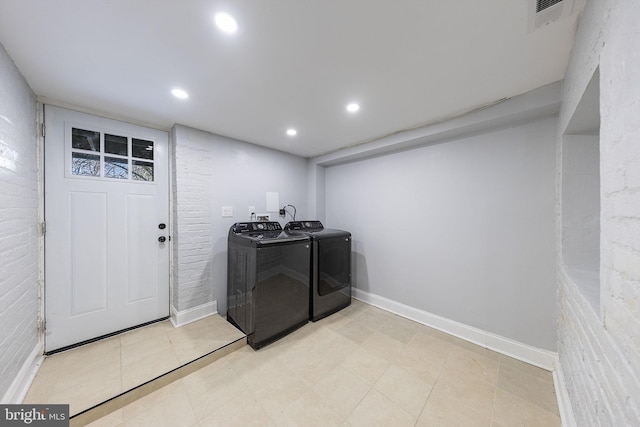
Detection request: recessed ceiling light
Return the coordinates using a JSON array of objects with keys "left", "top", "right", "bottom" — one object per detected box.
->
[
  {"left": 286, "top": 129, "right": 297, "bottom": 136},
  {"left": 214, "top": 12, "right": 238, "bottom": 34},
  {"left": 346, "top": 103, "right": 360, "bottom": 113},
  {"left": 171, "top": 88, "right": 189, "bottom": 99}
]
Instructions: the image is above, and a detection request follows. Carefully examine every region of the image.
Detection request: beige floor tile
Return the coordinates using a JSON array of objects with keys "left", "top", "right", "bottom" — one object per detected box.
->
[
  {"left": 121, "top": 333, "right": 173, "bottom": 365},
  {"left": 236, "top": 357, "right": 302, "bottom": 398},
  {"left": 30, "top": 302, "right": 563, "bottom": 427},
  {"left": 119, "top": 321, "right": 173, "bottom": 347},
  {"left": 339, "top": 300, "right": 369, "bottom": 320},
  {"left": 172, "top": 341, "right": 216, "bottom": 365},
  {"left": 406, "top": 330, "right": 455, "bottom": 355},
  {"left": 121, "top": 347, "right": 181, "bottom": 390},
  {"left": 313, "top": 311, "right": 352, "bottom": 331},
  {"left": 418, "top": 405, "right": 492, "bottom": 427},
  {"left": 377, "top": 315, "right": 419, "bottom": 344},
  {"left": 122, "top": 378, "right": 184, "bottom": 420},
  {"left": 276, "top": 389, "right": 344, "bottom": 427},
  {"left": 492, "top": 388, "right": 561, "bottom": 427},
  {"left": 24, "top": 347, "right": 123, "bottom": 415},
  {"left": 340, "top": 347, "right": 390, "bottom": 385},
  {"left": 426, "top": 373, "right": 495, "bottom": 421},
  {"left": 418, "top": 380, "right": 492, "bottom": 427},
  {"left": 60, "top": 366, "right": 123, "bottom": 415},
  {"left": 182, "top": 362, "right": 249, "bottom": 420},
  {"left": 283, "top": 346, "right": 343, "bottom": 386},
  {"left": 322, "top": 332, "right": 360, "bottom": 363},
  {"left": 26, "top": 315, "right": 244, "bottom": 418},
  {"left": 499, "top": 355, "right": 555, "bottom": 384},
  {"left": 39, "top": 337, "right": 122, "bottom": 390},
  {"left": 360, "top": 331, "right": 404, "bottom": 362},
  {"left": 198, "top": 390, "right": 273, "bottom": 427},
  {"left": 58, "top": 336, "right": 122, "bottom": 368},
  {"left": 119, "top": 380, "right": 197, "bottom": 426},
  {"left": 393, "top": 343, "right": 445, "bottom": 383},
  {"left": 374, "top": 364, "right": 433, "bottom": 417},
  {"left": 346, "top": 389, "right": 416, "bottom": 427},
  {"left": 450, "top": 336, "right": 502, "bottom": 361},
  {"left": 351, "top": 307, "right": 394, "bottom": 331},
  {"left": 85, "top": 408, "right": 124, "bottom": 427},
  {"left": 312, "top": 365, "right": 371, "bottom": 420},
  {"left": 335, "top": 320, "right": 376, "bottom": 344},
  {"left": 443, "top": 346, "right": 500, "bottom": 385},
  {"left": 497, "top": 362, "right": 559, "bottom": 415},
  {"left": 420, "top": 327, "right": 476, "bottom": 350},
  {"left": 251, "top": 375, "right": 308, "bottom": 419}
]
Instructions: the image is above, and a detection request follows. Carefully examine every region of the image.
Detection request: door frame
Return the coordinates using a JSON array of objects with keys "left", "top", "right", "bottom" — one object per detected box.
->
[{"left": 36, "top": 100, "right": 175, "bottom": 352}]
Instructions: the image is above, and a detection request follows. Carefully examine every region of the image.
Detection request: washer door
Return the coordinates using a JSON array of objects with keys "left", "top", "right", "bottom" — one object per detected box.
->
[{"left": 317, "top": 236, "right": 351, "bottom": 296}]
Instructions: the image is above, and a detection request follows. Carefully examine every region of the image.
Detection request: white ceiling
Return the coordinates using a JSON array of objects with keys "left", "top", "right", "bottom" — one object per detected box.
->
[{"left": 0, "top": 0, "right": 583, "bottom": 158}]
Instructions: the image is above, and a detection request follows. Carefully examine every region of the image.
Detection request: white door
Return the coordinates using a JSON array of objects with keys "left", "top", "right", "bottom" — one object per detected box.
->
[{"left": 44, "top": 105, "right": 170, "bottom": 352}]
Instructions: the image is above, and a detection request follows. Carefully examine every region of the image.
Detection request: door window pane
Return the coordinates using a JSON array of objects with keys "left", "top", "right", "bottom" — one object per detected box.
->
[
  {"left": 72, "top": 152, "right": 100, "bottom": 176},
  {"left": 132, "top": 138, "right": 154, "bottom": 160},
  {"left": 132, "top": 160, "right": 153, "bottom": 181},
  {"left": 105, "top": 134, "right": 128, "bottom": 156},
  {"left": 105, "top": 157, "right": 128, "bottom": 179},
  {"left": 72, "top": 128, "right": 100, "bottom": 152}
]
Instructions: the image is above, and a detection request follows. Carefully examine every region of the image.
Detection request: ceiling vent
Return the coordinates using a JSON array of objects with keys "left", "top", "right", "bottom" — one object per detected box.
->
[
  {"left": 537, "top": 0, "right": 563, "bottom": 13},
  {"left": 528, "top": 0, "right": 574, "bottom": 31}
]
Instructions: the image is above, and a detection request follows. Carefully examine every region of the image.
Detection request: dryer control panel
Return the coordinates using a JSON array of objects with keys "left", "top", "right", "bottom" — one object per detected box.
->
[{"left": 285, "top": 221, "right": 324, "bottom": 231}]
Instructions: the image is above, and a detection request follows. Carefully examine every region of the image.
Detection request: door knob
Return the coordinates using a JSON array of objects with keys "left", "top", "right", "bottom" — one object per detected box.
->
[{"left": 158, "top": 236, "right": 166, "bottom": 243}]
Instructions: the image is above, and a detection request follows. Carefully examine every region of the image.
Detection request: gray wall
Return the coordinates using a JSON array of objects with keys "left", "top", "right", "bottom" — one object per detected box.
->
[
  {"left": 557, "top": 0, "right": 640, "bottom": 424},
  {"left": 172, "top": 125, "right": 309, "bottom": 314},
  {"left": 323, "top": 117, "right": 558, "bottom": 351},
  {"left": 0, "top": 42, "right": 39, "bottom": 401}
]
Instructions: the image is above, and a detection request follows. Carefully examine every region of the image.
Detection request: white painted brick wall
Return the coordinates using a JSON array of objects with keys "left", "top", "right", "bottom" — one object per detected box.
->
[
  {"left": 171, "top": 127, "right": 215, "bottom": 312},
  {"left": 0, "top": 43, "right": 39, "bottom": 400},
  {"left": 170, "top": 124, "right": 309, "bottom": 316},
  {"left": 558, "top": 0, "right": 640, "bottom": 425}
]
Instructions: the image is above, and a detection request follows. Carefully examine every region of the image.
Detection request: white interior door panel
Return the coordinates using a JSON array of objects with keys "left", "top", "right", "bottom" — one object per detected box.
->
[{"left": 44, "top": 105, "right": 169, "bottom": 352}]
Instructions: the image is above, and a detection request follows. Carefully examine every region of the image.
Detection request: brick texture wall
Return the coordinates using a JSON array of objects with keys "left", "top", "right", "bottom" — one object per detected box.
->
[
  {"left": 171, "top": 126, "right": 215, "bottom": 312},
  {"left": 558, "top": 0, "right": 640, "bottom": 424},
  {"left": 0, "top": 43, "right": 39, "bottom": 400}
]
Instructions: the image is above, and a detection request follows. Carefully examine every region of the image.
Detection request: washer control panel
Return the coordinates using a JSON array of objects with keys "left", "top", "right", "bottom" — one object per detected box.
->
[{"left": 232, "top": 221, "right": 282, "bottom": 233}]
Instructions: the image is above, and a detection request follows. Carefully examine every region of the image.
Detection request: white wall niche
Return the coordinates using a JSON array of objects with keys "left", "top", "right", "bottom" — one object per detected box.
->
[{"left": 561, "top": 66, "right": 601, "bottom": 313}]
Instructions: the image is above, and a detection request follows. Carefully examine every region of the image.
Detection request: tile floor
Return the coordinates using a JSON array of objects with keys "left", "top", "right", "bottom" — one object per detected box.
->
[
  {"left": 24, "top": 315, "right": 245, "bottom": 416},
  {"left": 86, "top": 300, "right": 560, "bottom": 426}
]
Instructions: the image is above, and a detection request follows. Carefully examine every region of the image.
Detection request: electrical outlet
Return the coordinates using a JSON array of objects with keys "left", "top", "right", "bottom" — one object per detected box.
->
[
  {"left": 279, "top": 208, "right": 285, "bottom": 217},
  {"left": 249, "top": 206, "right": 255, "bottom": 216}
]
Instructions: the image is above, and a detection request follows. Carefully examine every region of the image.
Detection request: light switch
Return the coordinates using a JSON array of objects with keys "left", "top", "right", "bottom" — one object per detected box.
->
[{"left": 222, "top": 206, "right": 233, "bottom": 217}]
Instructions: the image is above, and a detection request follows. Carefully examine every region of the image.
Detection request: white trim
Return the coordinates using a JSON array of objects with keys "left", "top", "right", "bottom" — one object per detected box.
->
[
  {"left": 1, "top": 343, "right": 43, "bottom": 404},
  {"left": 37, "top": 102, "right": 46, "bottom": 350},
  {"left": 353, "top": 288, "right": 557, "bottom": 371},
  {"left": 37, "top": 96, "right": 169, "bottom": 133},
  {"left": 170, "top": 301, "right": 217, "bottom": 328},
  {"left": 553, "top": 359, "right": 578, "bottom": 427}
]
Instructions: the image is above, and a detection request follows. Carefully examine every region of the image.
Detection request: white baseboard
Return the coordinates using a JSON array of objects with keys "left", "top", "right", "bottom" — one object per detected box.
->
[
  {"left": 170, "top": 300, "right": 217, "bottom": 328},
  {"left": 352, "top": 288, "right": 557, "bottom": 371},
  {"left": 553, "top": 360, "right": 577, "bottom": 427},
  {"left": 1, "top": 342, "right": 44, "bottom": 404}
]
